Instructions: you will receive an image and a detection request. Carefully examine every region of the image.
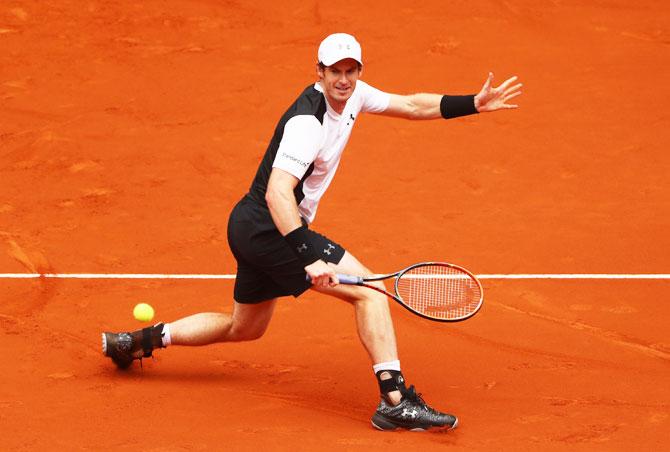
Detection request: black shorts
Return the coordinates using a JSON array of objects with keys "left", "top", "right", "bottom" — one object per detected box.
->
[{"left": 227, "top": 197, "right": 346, "bottom": 304}]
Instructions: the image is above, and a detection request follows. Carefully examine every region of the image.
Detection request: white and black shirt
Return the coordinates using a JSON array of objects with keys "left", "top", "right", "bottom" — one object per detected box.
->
[{"left": 246, "top": 80, "right": 390, "bottom": 223}]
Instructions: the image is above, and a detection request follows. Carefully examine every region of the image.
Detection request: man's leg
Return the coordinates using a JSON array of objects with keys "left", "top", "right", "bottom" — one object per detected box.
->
[
  {"left": 311, "top": 252, "right": 404, "bottom": 403},
  {"left": 168, "top": 299, "right": 277, "bottom": 345},
  {"left": 102, "top": 299, "right": 276, "bottom": 367},
  {"left": 311, "top": 252, "right": 398, "bottom": 365},
  {"left": 311, "top": 251, "right": 458, "bottom": 431}
]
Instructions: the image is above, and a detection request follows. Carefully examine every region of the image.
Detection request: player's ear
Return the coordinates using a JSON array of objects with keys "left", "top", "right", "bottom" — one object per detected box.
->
[{"left": 316, "top": 62, "right": 325, "bottom": 80}]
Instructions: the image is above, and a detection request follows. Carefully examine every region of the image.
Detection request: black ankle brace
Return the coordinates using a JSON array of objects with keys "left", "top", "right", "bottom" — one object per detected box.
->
[
  {"left": 141, "top": 323, "right": 165, "bottom": 357},
  {"left": 375, "top": 370, "right": 407, "bottom": 397}
]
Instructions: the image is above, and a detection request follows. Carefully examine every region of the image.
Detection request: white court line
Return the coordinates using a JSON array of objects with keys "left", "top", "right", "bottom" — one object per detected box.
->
[
  {"left": 478, "top": 274, "right": 670, "bottom": 280},
  {"left": 0, "top": 273, "right": 669, "bottom": 280},
  {"left": 0, "top": 273, "right": 235, "bottom": 279}
]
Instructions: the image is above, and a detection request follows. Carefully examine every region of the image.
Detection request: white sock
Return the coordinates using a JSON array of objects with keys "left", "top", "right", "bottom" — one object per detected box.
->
[
  {"left": 373, "top": 359, "right": 401, "bottom": 374},
  {"left": 161, "top": 323, "right": 172, "bottom": 347}
]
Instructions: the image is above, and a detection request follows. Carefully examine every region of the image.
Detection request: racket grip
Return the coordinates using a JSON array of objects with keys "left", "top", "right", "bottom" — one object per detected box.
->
[
  {"left": 336, "top": 274, "right": 364, "bottom": 285},
  {"left": 305, "top": 274, "right": 363, "bottom": 285}
]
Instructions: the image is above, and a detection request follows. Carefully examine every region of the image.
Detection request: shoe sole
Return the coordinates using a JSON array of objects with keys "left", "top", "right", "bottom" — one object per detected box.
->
[
  {"left": 371, "top": 414, "right": 458, "bottom": 432},
  {"left": 101, "top": 332, "right": 108, "bottom": 355}
]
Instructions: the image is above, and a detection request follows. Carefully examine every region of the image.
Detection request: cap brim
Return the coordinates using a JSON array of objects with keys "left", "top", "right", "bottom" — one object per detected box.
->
[{"left": 320, "top": 54, "right": 362, "bottom": 66}]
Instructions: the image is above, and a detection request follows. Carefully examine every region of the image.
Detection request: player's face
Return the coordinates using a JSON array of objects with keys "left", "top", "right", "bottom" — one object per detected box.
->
[{"left": 317, "top": 58, "right": 361, "bottom": 112}]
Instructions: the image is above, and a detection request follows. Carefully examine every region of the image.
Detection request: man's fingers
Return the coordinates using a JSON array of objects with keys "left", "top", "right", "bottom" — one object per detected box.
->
[
  {"left": 504, "top": 83, "right": 523, "bottom": 96},
  {"left": 315, "top": 272, "right": 338, "bottom": 287},
  {"left": 307, "top": 272, "right": 326, "bottom": 286},
  {"left": 476, "top": 75, "right": 522, "bottom": 112},
  {"left": 497, "top": 75, "right": 518, "bottom": 90},
  {"left": 305, "top": 259, "right": 340, "bottom": 287},
  {"left": 505, "top": 91, "right": 523, "bottom": 102},
  {"left": 482, "top": 71, "right": 493, "bottom": 91},
  {"left": 497, "top": 75, "right": 519, "bottom": 92}
]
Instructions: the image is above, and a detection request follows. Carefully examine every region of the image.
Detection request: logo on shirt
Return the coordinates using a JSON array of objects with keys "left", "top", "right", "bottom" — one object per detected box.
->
[
  {"left": 280, "top": 152, "right": 309, "bottom": 168},
  {"left": 346, "top": 113, "right": 355, "bottom": 126}
]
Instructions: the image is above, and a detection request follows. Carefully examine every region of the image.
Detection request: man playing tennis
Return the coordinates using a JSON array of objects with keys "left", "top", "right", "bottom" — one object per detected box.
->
[{"left": 103, "top": 33, "right": 521, "bottom": 431}]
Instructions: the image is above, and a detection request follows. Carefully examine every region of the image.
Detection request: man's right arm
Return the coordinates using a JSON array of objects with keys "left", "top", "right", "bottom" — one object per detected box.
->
[
  {"left": 265, "top": 168, "right": 303, "bottom": 236},
  {"left": 265, "top": 168, "right": 338, "bottom": 287}
]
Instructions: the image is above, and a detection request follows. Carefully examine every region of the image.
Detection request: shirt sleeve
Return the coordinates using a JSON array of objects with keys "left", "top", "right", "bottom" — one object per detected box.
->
[
  {"left": 358, "top": 80, "right": 391, "bottom": 114},
  {"left": 272, "top": 115, "right": 323, "bottom": 179}
]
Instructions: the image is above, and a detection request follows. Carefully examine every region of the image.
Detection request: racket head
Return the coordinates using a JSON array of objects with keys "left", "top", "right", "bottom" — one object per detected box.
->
[{"left": 394, "top": 262, "right": 483, "bottom": 322}]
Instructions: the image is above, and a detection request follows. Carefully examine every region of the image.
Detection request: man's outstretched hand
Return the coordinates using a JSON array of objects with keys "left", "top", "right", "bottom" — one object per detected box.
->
[{"left": 474, "top": 72, "right": 522, "bottom": 112}]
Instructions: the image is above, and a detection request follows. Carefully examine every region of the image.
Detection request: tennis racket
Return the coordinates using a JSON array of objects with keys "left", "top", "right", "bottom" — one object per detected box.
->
[{"left": 309, "top": 262, "right": 483, "bottom": 322}]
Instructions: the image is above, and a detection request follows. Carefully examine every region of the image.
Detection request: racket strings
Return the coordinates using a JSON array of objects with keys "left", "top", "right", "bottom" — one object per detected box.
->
[{"left": 396, "top": 264, "right": 482, "bottom": 320}]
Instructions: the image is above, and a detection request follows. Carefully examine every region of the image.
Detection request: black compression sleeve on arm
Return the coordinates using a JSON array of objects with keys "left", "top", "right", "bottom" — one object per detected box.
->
[
  {"left": 284, "top": 225, "right": 320, "bottom": 266},
  {"left": 440, "top": 95, "right": 478, "bottom": 119}
]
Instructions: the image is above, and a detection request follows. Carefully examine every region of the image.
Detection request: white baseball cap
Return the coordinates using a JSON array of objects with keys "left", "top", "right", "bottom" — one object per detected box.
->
[{"left": 318, "top": 33, "right": 362, "bottom": 66}]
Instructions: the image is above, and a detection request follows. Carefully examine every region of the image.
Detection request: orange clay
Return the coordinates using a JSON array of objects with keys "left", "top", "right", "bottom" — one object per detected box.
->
[{"left": 1, "top": 1, "right": 668, "bottom": 450}]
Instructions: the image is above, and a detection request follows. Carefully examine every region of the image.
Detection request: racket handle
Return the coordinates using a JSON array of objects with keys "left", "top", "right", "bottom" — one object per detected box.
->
[
  {"left": 336, "top": 274, "right": 364, "bottom": 285},
  {"left": 305, "top": 274, "right": 363, "bottom": 285}
]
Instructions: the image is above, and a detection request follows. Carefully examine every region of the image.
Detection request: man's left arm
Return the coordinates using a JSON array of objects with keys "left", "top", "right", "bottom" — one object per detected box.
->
[{"left": 380, "top": 72, "right": 522, "bottom": 120}]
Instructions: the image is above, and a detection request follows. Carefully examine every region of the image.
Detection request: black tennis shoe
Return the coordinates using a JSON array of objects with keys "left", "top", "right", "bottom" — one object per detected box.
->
[
  {"left": 102, "top": 323, "right": 165, "bottom": 369},
  {"left": 371, "top": 385, "right": 458, "bottom": 431}
]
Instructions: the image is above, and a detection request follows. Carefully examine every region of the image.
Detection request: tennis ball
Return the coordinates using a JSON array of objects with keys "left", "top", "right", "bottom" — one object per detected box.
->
[{"left": 133, "top": 303, "right": 155, "bottom": 322}]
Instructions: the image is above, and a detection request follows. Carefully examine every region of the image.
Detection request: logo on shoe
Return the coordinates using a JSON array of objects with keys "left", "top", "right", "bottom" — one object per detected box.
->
[
  {"left": 401, "top": 408, "right": 418, "bottom": 419},
  {"left": 118, "top": 333, "right": 133, "bottom": 352}
]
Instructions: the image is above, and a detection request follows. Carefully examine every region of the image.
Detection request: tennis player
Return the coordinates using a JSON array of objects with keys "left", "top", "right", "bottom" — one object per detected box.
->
[{"left": 103, "top": 33, "right": 521, "bottom": 431}]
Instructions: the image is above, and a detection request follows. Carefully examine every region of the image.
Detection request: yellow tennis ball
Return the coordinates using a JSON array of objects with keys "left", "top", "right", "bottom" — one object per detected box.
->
[{"left": 133, "top": 303, "right": 154, "bottom": 322}]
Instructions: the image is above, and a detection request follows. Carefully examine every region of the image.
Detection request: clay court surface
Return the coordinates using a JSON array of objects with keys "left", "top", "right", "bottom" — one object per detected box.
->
[{"left": 1, "top": 1, "right": 669, "bottom": 450}]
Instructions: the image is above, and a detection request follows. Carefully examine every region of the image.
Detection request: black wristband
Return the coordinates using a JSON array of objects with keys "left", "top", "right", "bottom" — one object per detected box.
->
[
  {"left": 440, "top": 94, "right": 478, "bottom": 119},
  {"left": 284, "top": 225, "right": 320, "bottom": 266}
]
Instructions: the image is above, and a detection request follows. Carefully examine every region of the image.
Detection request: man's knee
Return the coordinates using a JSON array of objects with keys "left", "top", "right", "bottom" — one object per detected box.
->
[
  {"left": 226, "top": 299, "right": 276, "bottom": 342},
  {"left": 227, "top": 325, "right": 267, "bottom": 342},
  {"left": 351, "top": 281, "right": 389, "bottom": 305}
]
